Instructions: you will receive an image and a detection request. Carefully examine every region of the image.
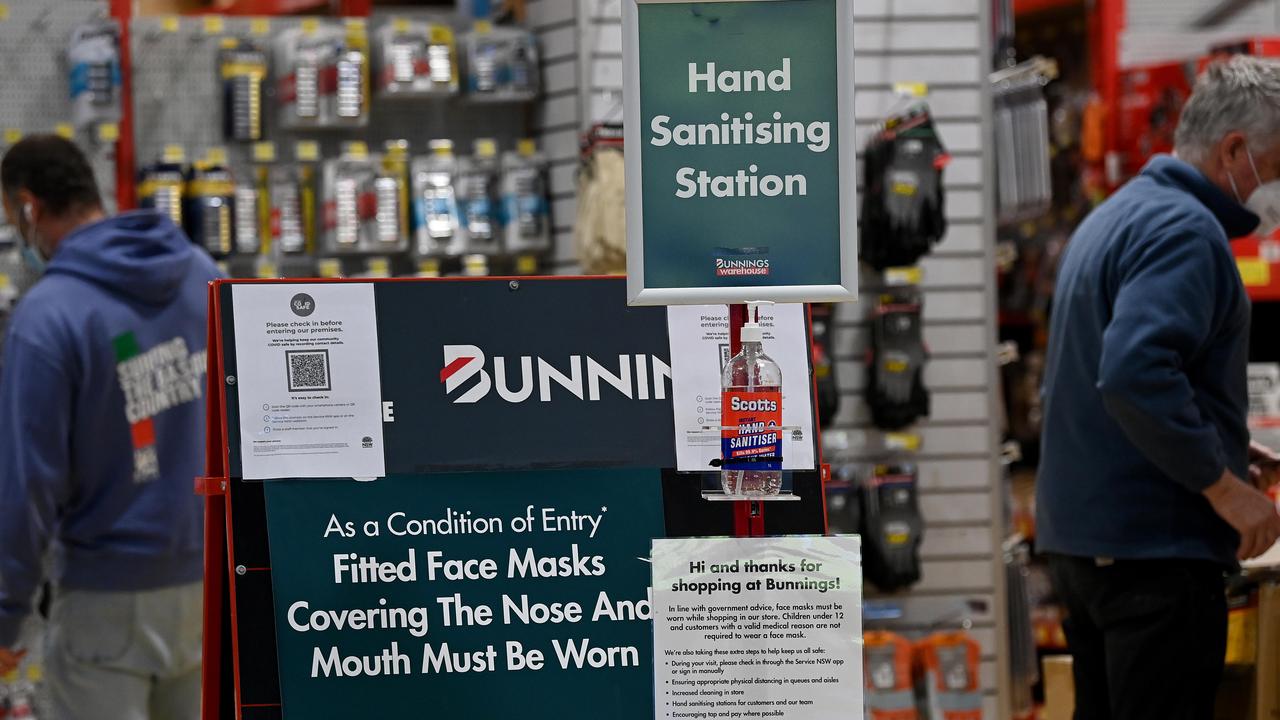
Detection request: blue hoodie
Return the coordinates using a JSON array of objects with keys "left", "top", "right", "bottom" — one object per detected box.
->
[
  {"left": 1037, "top": 155, "right": 1257, "bottom": 567},
  {"left": 0, "top": 210, "right": 219, "bottom": 646}
]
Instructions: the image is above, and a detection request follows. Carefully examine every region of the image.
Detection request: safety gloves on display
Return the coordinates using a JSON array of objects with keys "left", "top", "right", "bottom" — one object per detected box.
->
[{"left": 860, "top": 104, "right": 949, "bottom": 271}]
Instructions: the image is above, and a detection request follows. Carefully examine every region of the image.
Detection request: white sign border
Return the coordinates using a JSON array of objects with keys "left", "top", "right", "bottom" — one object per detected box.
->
[{"left": 622, "top": 0, "right": 859, "bottom": 306}]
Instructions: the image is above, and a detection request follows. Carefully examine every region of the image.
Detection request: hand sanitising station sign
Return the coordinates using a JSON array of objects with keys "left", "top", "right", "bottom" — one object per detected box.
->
[{"left": 624, "top": 0, "right": 857, "bottom": 305}]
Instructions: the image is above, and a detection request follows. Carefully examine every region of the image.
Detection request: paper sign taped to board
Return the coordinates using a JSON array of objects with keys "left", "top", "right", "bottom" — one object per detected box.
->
[
  {"left": 651, "top": 536, "right": 863, "bottom": 719},
  {"left": 667, "top": 304, "right": 815, "bottom": 471},
  {"left": 231, "top": 283, "right": 386, "bottom": 479}
]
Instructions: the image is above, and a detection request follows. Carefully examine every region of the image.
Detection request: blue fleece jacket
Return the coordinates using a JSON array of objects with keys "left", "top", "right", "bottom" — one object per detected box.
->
[
  {"left": 1037, "top": 155, "right": 1257, "bottom": 567},
  {"left": 0, "top": 210, "right": 219, "bottom": 646}
]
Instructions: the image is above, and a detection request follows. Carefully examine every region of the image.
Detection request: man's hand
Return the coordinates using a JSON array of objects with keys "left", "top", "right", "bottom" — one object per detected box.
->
[
  {"left": 0, "top": 647, "right": 26, "bottom": 676},
  {"left": 1249, "top": 440, "right": 1280, "bottom": 491},
  {"left": 1204, "top": 469, "right": 1280, "bottom": 560}
]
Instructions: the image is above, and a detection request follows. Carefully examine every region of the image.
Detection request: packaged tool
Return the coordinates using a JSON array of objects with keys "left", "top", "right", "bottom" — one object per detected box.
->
[
  {"left": 234, "top": 143, "right": 276, "bottom": 257},
  {"left": 184, "top": 160, "right": 236, "bottom": 258},
  {"left": 378, "top": 140, "right": 412, "bottom": 253},
  {"left": 276, "top": 21, "right": 369, "bottom": 128},
  {"left": 376, "top": 18, "right": 458, "bottom": 97},
  {"left": 411, "top": 140, "right": 464, "bottom": 258},
  {"left": 219, "top": 39, "right": 268, "bottom": 142},
  {"left": 861, "top": 101, "right": 949, "bottom": 271},
  {"left": 810, "top": 303, "right": 840, "bottom": 428},
  {"left": 321, "top": 142, "right": 408, "bottom": 256},
  {"left": 867, "top": 287, "right": 930, "bottom": 430},
  {"left": 67, "top": 20, "right": 122, "bottom": 129},
  {"left": 500, "top": 139, "right": 551, "bottom": 256},
  {"left": 864, "top": 631, "right": 920, "bottom": 720},
  {"left": 138, "top": 160, "right": 187, "bottom": 230},
  {"left": 269, "top": 144, "right": 319, "bottom": 259},
  {"left": 916, "top": 633, "right": 983, "bottom": 720},
  {"left": 461, "top": 253, "right": 490, "bottom": 277},
  {"left": 462, "top": 24, "right": 539, "bottom": 102},
  {"left": 456, "top": 139, "right": 501, "bottom": 256},
  {"left": 861, "top": 464, "right": 923, "bottom": 592}
]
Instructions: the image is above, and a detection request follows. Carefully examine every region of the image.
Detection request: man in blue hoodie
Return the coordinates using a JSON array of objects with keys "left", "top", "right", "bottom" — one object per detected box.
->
[
  {"left": 1038, "top": 57, "right": 1280, "bottom": 719},
  {"left": 0, "top": 135, "right": 219, "bottom": 719}
]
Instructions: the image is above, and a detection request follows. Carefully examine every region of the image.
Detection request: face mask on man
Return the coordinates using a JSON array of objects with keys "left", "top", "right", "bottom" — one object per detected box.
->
[
  {"left": 15, "top": 203, "right": 47, "bottom": 275},
  {"left": 1229, "top": 148, "right": 1280, "bottom": 236}
]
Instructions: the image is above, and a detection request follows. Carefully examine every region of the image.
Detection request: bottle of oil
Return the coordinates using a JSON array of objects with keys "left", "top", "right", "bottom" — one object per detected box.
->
[{"left": 721, "top": 302, "right": 783, "bottom": 496}]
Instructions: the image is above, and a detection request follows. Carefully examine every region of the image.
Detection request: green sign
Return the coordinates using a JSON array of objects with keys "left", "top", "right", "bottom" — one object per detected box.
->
[
  {"left": 624, "top": 0, "right": 857, "bottom": 305},
  {"left": 262, "top": 469, "right": 664, "bottom": 718}
]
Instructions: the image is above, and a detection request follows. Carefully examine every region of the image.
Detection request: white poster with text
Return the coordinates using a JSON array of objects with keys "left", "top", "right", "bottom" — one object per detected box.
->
[
  {"left": 666, "top": 304, "right": 816, "bottom": 472},
  {"left": 232, "top": 283, "right": 385, "bottom": 480},
  {"left": 651, "top": 536, "right": 863, "bottom": 720}
]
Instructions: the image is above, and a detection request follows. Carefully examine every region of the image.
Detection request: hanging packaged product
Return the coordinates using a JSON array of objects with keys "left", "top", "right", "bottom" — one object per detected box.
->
[
  {"left": 410, "top": 139, "right": 464, "bottom": 258},
  {"left": 184, "top": 161, "right": 236, "bottom": 258},
  {"left": 461, "top": 253, "right": 490, "bottom": 277},
  {"left": 234, "top": 144, "right": 274, "bottom": 257},
  {"left": 233, "top": 179, "right": 262, "bottom": 256},
  {"left": 219, "top": 39, "right": 268, "bottom": 142},
  {"left": 867, "top": 287, "right": 930, "bottom": 430},
  {"left": 376, "top": 18, "right": 458, "bottom": 97},
  {"left": 575, "top": 124, "right": 626, "bottom": 274},
  {"left": 864, "top": 631, "right": 919, "bottom": 720},
  {"left": 720, "top": 302, "right": 783, "bottom": 497},
  {"left": 810, "top": 303, "right": 841, "bottom": 428},
  {"left": 860, "top": 464, "right": 923, "bottom": 592},
  {"left": 916, "top": 633, "right": 983, "bottom": 720},
  {"left": 500, "top": 139, "right": 551, "bottom": 256},
  {"left": 321, "top": 142, "right": 409, "bottom": 256},
  {"left": 138, "top": 161, "right": 186, "bottom": 230},
  {"left": 462, "top": 23, "right": 539, "bottom": 102},
  {"left": 456, "top": 139, "right": 501, "bottom": 256},
  {"left": 379, "top": 140, "right": 412, "bottom": 252},
  {"left": 276, "top": 21, "right": 369, "bottom": 128},
  {"left": 860, "top": 101, "right": 949, "bottom": 271},
  {"left": 268, "top": 150, "right": 316, "bottom": 258},
  {"left": 67, "top": 20, "right": 122, "bottom": 129}
]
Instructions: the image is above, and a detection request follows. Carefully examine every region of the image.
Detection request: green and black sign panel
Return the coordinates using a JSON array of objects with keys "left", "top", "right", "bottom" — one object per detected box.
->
[
  {"left": 206, "top": 278, "right": 826, "bottom": 720},
  {"left": 623, "top": 0, "right": 858, "bottom": 305}
]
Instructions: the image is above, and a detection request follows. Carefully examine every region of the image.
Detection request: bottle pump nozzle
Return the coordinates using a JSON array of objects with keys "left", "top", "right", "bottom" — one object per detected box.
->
[{"left": 740, "top": 301, "right": 774, "bottom": 344}]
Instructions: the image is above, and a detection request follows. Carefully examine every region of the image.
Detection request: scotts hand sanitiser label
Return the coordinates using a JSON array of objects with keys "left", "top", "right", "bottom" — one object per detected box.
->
[{"left": 721, "top": 390, "right": 783, "bottom": 471}]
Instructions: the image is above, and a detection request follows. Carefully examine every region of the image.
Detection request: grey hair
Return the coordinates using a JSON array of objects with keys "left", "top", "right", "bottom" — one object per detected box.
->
[{"left": 1175, "top": 55, "right": 1280, "bottom": 164}]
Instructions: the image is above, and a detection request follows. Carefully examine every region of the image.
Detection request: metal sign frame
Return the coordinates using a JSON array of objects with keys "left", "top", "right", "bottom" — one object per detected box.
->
[{"left": 622, "top": 0, "right": 859, "bottom": 306}]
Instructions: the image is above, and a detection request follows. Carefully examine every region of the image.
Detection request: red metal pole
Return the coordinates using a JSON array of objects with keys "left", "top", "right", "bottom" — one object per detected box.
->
[
  {"left": 199, "top": 284, "right": 226, "bottom": 720},
  {"left": 110, "top": 0, "right": 136, "bottom": 210}
]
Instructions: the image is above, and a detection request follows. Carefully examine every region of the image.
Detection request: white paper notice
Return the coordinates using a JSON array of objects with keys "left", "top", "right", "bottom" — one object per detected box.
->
[
  {"left": 666, "top": 304, "right": 816, "bottom": 472},
  {"left": 232, "top": 283, "right": 385, "bottom": 480},
  {"left": 651, "top": 537, "right": 863, "bottom": 720}
]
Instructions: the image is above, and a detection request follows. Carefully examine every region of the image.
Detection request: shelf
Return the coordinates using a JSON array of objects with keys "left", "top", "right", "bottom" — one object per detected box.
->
[{"left": 703, "top": 491, "right": 800, "bottom": 502}]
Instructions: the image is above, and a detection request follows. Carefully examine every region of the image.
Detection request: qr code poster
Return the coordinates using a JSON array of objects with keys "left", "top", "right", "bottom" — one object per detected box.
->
[
  {"left": 231, "top": 283, "right": 385, "bottom": 480},
  {"left": 287, "top": 349, "right": 332, "bottom": 392}
]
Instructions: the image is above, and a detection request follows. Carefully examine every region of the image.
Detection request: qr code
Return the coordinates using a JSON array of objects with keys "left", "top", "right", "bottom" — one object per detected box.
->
[{"left": 286, "top": 349, "right": 331, "bottom": 392}]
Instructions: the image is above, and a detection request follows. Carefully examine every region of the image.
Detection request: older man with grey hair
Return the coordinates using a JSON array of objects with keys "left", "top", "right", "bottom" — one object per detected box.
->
[{"left": 1037, "top": 55, "right": 1280, "bottom": 719}]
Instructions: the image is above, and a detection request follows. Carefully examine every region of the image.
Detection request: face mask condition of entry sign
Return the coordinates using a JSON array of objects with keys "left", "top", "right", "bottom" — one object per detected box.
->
[
  {"left": 262, "top": 469, "right": 665, "bottom": 718},
  {"left": 623, "top": 0, "right": 858, "bottom": 305}
]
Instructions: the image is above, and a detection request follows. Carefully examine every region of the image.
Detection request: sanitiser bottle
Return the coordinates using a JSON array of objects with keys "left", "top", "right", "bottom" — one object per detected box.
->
[{"left": 721, "top": 302, "right": 783, "bottom": 496}]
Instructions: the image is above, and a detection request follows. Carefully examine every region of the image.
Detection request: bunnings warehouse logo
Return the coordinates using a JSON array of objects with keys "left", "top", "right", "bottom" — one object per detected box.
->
[
  {"left": 440, "top": 345, "right": 671, "bottom": 404},
  {"left": 714, "top": 247, "right": 770, "bottom": 277}
]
